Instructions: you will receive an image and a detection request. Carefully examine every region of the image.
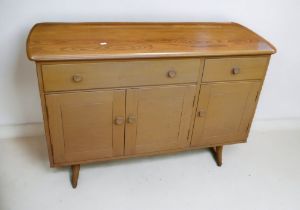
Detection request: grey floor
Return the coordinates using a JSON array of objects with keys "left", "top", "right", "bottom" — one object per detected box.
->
[{"left": 0, "top": 122, "right": 300, "bottom": 210}]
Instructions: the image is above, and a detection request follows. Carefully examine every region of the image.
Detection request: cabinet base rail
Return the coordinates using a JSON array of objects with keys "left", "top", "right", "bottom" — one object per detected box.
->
[{"left": 70, "top": 146, "right": 224, "bottom": 188}]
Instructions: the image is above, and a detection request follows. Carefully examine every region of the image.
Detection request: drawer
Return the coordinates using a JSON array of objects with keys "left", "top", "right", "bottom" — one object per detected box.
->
[
  {"left": 42, "top": 59, "right": 202, "bottom": 92},
  {"left": 202, "top": 56, "right": 269, "bottom": 82}
]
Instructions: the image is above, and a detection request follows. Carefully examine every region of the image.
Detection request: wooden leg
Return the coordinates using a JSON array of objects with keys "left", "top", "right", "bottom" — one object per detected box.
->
[
  {"left": 216, "top": 146, "right": 223, "bottom": 166},
  {"left": 212, "top": 146, "right": 223, "bottom": 167},
  {"left": 71, "top": 164, "right": 80, "bottom": 188}
]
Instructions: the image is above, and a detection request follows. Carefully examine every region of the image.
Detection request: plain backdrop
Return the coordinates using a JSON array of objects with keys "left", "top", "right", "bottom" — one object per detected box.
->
[{"left": 0, "top": 0, "right": 299, "bottom": 126}]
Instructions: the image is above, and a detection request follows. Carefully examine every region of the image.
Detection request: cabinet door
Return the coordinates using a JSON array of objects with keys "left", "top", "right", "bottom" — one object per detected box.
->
[
  {"left": 191, "top": 82, "right": 261, "bottom": 147},
  {"left": 46, "top": 90, "right": 125, "bottom": 164},
  {"left": 125, "top": 85, "right": 196, "bottom": 155}
]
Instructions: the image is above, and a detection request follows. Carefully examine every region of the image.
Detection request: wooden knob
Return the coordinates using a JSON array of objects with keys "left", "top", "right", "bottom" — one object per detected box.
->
[
  {"left": 197, "top": 110, "right": 206, "bottom": 117},
  {"left": 114, "top": 117, "right": 124, "bottom": 125},
  {"left": 232, "top": 67, "right": 240, "bottom": 75},
  {"left": 127, "top": 116, "right": 136, "bottom": 124},
  {"left": 72, "top": 74, "right": 83, "bottom": 82},
  {"left": 167, "top": 70, "right": 176, "bottom": 78}
]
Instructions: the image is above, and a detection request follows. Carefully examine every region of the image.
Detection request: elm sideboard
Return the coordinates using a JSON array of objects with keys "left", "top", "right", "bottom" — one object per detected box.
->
[{"left": 26, "top": 22, "right": 276, "bottom": 188}]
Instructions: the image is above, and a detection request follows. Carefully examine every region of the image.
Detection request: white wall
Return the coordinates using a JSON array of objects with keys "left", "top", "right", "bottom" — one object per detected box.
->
[{"left": 0, "top": 0, "right": 299, "bottom": 126}]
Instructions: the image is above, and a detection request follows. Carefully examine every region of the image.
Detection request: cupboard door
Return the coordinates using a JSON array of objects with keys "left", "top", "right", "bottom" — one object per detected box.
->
[
  {"left": 191, "top": 82, "right": 261, "bottom": 147},
  {"left": 46, "top": 90, "right": 125, "bottom": 164},
  {"left": 125, "top": 85, "right": 196, "bottom": 155}
]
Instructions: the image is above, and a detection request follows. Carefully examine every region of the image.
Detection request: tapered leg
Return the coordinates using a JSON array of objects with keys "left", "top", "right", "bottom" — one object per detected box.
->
[
  {"left": 71, "top": 164, "right": 80, "bottom": 188},
  {"left": 212, "top": 146, "right": 223, "bottom": 167},
  {"left": 216, "top": 146, "right": 223, "bottom": 166}
]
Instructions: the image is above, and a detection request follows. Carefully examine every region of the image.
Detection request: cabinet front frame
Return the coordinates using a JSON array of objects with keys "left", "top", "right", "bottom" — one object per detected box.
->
[{"left": 35, "top": 55, "right": 270, "bottom": 167}]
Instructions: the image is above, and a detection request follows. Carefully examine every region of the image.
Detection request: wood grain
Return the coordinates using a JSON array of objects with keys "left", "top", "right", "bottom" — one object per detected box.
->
[
  {"left": 202, "top": 56, "right": 270, "bottom": 82},
  {"left": 45, "top": 89, "right": 125, "bottom": 163},
  {"left": 191, "top": 81, "right": 261, "bottom": 147},
  {"left": 26, "top": 23, "right": 276, "bottom": 187},
  {"left": 35, "top": 63, "right": 54, "bottom": 166},
  {"left": 125, "top": 85, "right": 196, "bottom": 155},
  {"left": 41, "top": 58, "right": 201, "bottom": 91},
  {"left": 27, "top": 22, "right": 276, "bottom": 61}
]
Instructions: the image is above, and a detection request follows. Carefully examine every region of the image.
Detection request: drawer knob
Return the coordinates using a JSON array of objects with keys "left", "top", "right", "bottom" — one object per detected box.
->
[
  {"left": 232, "top": 67, "right": 240, "bottom": 75},
  {"left": 197, "top": 110, "right": 206, "bottom": 117},
  {"left": 167, "top": 70, "right": 177, "bottom": 78},
  {"left": 114, "top": 117, "right": 125, "bottom": 125},
  {"left": 127, "top": 116, "right": 136, "bottom": 124},
  {"left": 72, "top": 74, "right": 83, "bottom": 82}
]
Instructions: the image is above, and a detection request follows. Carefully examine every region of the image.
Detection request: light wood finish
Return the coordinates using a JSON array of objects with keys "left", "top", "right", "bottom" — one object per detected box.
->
[
  {"left": 202, "top": 56, "right": 270, "bottom": 82},
  {"left": 42, "top": 59, "right": 201, "bottom": 92},
  {"left": 54, "top": 141, "right": 239, "bottom": 167},
  {"left": 191, "top": 81, "right": 261, "bottom": 147},
  {"left": 71, "top": 165, "right": 80, "bottom": 188},
  {"left": 26, "top": 22, "right": 276, "bottom": 188},
  {"left": 46, "top": 90, "right": 125, "bottom": 163},
  {"left": 27, "top": 22, "right": 276, "bottom": 61},
  {"left": 186, "top": 60, "right": 205, "bottom": 145},
  {"left": 35, "top": 64, "right": 54, "bottom": 166},
  {"left": 125, "top": 85, "right": 196, "bottom": 155}
]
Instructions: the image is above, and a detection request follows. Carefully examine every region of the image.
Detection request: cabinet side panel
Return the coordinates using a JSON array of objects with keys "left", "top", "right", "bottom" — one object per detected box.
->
[{"left": 36, "top": 63, "right": 54, "bottom": 166}]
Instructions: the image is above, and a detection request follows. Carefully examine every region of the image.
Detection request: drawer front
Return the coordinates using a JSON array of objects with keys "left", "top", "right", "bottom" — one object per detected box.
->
[
  {"left": 202, "top": 56, "right": 269, "bottom": 82},
  {"left": 42, "top": 59, "right": 202, "bottom": 92}
]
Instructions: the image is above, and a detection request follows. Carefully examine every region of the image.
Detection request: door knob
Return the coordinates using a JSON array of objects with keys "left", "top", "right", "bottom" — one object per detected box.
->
[
  {"left": 114, "top": 117, "right": 125, "bottom": 125},
  {"left": 127, "top": 116, "right": 136, "bottom": 124},
  {"left": 232, "top": 67, "right": 240, "bottom": 75},
  {"left": 167, "top": 70, "right": 176, "bottom": 78},
  {"left": 72, "top": 74, "right": 83, "bottom": 82},
  {"left": 197, "top": 110, "right": 206, "bottom": 117}
]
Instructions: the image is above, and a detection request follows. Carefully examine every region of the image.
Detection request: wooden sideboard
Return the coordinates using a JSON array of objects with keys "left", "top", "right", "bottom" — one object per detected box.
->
[{"left": 26, "top": 22, "right": 276, "bottom": 188}]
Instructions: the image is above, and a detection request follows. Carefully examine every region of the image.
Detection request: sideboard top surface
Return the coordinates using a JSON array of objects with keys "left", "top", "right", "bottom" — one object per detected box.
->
[{"left": 27, "top": 22, "right": 276, "bottom": 61}]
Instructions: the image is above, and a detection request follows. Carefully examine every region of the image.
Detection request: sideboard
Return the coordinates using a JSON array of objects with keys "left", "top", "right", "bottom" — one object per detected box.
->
[{"left": 26, "top": 22, "right": 276, "bottom": 188}]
